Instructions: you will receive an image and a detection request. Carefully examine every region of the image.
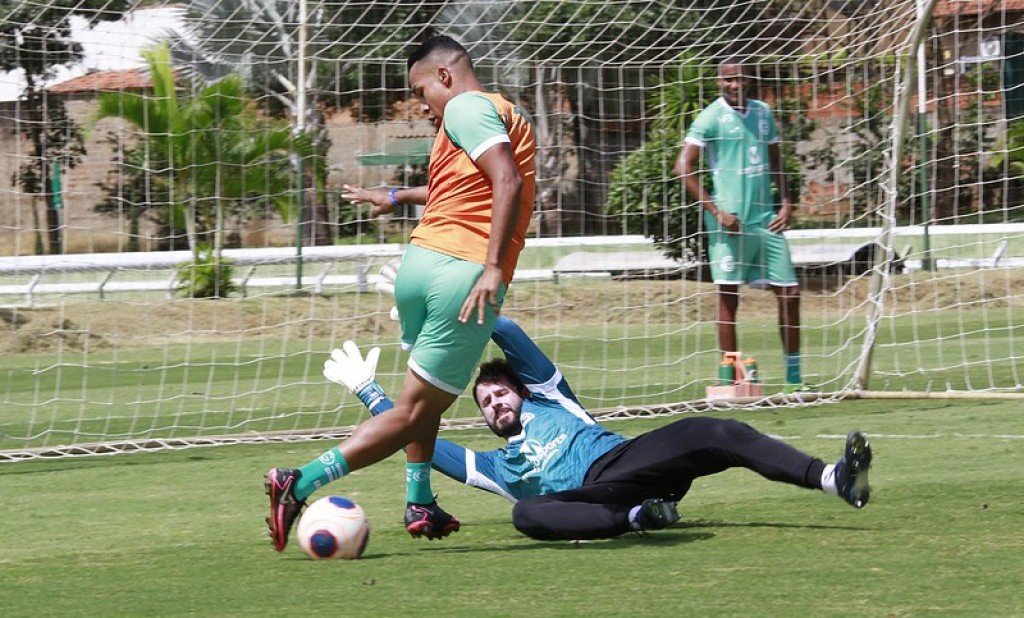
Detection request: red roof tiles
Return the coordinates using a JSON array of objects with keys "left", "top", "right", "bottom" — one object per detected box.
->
[{"left": 47, "top": 68, "right": 152, "bottom": 94}]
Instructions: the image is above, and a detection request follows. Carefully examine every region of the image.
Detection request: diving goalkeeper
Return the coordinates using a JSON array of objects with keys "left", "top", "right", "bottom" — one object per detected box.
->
[{"left": 321, "top": 315, "right": 873, "bottom": 541}]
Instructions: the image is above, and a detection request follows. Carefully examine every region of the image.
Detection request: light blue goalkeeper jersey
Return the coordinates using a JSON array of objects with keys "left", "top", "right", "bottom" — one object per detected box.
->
[{"left": 430, "top": 317, "right": 626, "bottom": 501}]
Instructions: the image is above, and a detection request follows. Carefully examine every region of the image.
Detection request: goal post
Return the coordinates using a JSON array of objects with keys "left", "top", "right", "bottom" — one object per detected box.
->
[
  {"left": 2, "top": 0, "right": 1024, "bottom": 461},
  {"left": 856, "top": 0, "right": 942, "bottom": 391}
]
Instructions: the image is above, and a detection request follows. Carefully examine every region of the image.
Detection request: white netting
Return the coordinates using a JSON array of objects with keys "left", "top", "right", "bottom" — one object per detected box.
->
[{"left": 3, "top": 0, "right": 1024, "bottom": 460}]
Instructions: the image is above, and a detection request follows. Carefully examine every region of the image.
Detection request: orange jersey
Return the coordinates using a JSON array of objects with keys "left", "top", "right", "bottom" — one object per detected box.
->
[{"left": 410, "top": 92, "right": 536, "bottom": 285}]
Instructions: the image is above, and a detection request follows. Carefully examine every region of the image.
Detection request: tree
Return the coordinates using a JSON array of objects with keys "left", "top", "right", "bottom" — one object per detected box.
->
[
  {"left": 442, "top": 0, "right": 820, "bottom": 235},
  {"left": 604, "top": 55, "right": 717, "bottom": 262},
  {"left": 0, "top": 0, "right": 132, "bottom": 254},
  {"left": 93, "top": 130, "right": 172, "bottom": 252},
  {"left": 164, "top": 0, "right": 427, "bottom": 246},
  {"left": 96, "top": 44, "right": 317, "bottom": 296}
]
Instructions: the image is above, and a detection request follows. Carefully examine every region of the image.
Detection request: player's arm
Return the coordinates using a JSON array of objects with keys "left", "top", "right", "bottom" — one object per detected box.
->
[
  {"left": 341, "top": 184, "right": 429, "bottom": 218},
  {"left": 490, "top": 316, "right": 586, "bottom": 408},
  {"left": 676, "top": 140, "right": 739, "bottom": 232},
  {"left": 767, "top": 141, "right": 793, "bottom": 233},
  {"left": 442, "top": 95, "right": 523, "bottom": 325},
  {"left": 459, "top": 142, "right": 521, "bottom": 325},
  {"left": 432, "top": 442, "right": 517, "bottom": 502},
  {"left": 321, "top": 342, "right": 515, "bottom": 499},
  {"left": 490, "top": 316, "right": 557, "bottom": 386}
]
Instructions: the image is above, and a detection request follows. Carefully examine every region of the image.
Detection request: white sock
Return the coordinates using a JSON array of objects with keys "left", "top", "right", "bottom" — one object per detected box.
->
[
  {"left": 820, "top": 463, "right": 838, "bottom": 496},
  {"left": 628, "top": 505, "right": 643, "bottom": 530}
]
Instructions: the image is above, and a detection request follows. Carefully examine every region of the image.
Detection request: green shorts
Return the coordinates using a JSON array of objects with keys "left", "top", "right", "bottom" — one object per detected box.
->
[
  {"left": 394, "top": 244, "right": 506, "bottom": 394},
  {"left": 707, "top": 226, "right": 798, "bottom": 287}
]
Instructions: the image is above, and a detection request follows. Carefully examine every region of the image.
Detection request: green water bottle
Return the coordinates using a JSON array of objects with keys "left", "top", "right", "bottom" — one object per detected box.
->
[
  {"left": 719, "top": 358, "right": 736, "bottom": 385},
  {"left": 743, "top": 356, "right": 758, "bottom": 384}
]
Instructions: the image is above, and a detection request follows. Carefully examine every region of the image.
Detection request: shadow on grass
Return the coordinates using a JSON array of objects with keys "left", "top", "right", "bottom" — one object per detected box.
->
[
  {"left": 368, "top": 529, "right": 718, "bottom": 558},
  {"left": 0, "top": 452, "right": 217, "bottom": 475},
  {"left": 271, "top": 517, "right": 870, "bottom": 562},
  {"left": 682, "top": 518, "right": 867, "bottom": 532}
]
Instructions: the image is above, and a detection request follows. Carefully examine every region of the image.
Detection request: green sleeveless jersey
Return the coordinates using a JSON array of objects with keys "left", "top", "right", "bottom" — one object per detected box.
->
[{"left": 685, "top": 97, "right": 780, "bottom": 228}]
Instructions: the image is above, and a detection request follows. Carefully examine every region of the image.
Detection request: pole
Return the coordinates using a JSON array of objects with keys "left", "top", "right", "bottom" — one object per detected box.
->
[
  {"left": 295, "top": 0, "right": 308, "bottom": 291},
  {"left": 50, "top": 159, "right": 64, "bottom": 255},
  {"left": 855, "top": 0, "right": 941, "bottom": 390},
  {"left": 917, "top": 0, "right": 934, "bottom": 271}
]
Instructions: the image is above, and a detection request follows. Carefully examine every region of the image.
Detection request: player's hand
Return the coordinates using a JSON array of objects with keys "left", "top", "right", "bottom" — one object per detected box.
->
[
  {"left": 341, "top": 184, "right": 395, "bottom": 217},
  {"left": 458, "top": 265, "right": 503, "bottom": 325},
  {"left": 768, "top": 202, "right": 793, "bottom": 234},
  {"left": 717, "top": 210, "right": 741, "bottom": 232},
  {"left": 323, "top": 340, "right": 381, "bottom": 395}
]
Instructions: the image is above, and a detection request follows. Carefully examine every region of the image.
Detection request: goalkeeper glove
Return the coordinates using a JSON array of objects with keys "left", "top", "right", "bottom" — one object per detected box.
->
[
  {"left": 377, "top": 259, "right": 400, "bottom": 322},
  {"left": 323, "top": 340, "right": 388, "bottom": 412}
]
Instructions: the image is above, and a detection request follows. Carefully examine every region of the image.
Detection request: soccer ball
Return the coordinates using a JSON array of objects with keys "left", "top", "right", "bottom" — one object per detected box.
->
[{"left": 296, "top": 496, "right": 370, "bottom": 560}]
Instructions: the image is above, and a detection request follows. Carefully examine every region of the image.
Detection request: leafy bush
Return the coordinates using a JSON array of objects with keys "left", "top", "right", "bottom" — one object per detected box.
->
[
  {"left": 604, "top": 54, "right": 714, "bottom": 262},
  {"left": 176, "top": 245, "right": 236, "bottom": 298},
  {"left": 604, "top": 130, "right": 700, "bottom": 261}
]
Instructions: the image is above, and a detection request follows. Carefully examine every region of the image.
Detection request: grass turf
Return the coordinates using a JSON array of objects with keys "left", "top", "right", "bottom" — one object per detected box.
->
[{"left": 1, "top": 398, "right": 1021, "bottom": 617}]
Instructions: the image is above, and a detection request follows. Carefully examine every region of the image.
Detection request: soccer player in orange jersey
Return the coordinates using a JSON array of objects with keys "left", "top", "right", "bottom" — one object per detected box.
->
[{"left": 265, "top": 35, "right": 536, "bottom": 551}]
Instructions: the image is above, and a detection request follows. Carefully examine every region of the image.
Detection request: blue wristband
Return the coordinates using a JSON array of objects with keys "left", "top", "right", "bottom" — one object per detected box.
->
[{"left": 388, "top": 188, "right": 401, "bottom": 208}]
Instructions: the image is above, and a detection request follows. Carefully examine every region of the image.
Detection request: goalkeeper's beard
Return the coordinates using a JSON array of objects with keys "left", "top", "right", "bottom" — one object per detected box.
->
[{"left": 487, "top": 409, "right": 522, "bottom": 439}]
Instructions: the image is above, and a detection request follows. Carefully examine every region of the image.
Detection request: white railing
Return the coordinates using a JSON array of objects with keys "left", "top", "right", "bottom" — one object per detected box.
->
[
  {"left": 0, "top": 244, "right": 404, "bottom": 304},
  {"left": 2, "top": 225, "right": 1023, "bottom": 305}
]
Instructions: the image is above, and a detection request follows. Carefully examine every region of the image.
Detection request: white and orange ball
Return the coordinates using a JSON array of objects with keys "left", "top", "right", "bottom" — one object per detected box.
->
[{"left": 296, "top": 496, "right": 370, "bottom": 560}]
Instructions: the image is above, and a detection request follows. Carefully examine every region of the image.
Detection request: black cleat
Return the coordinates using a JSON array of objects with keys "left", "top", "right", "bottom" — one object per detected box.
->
[
  {"left": 404, "top": 500, "right": 461, "bottom": 540},
  {"left": 836, "top": 431, "right": 872, "bottom": 508},
  {"left": 632, "top": 498, "right": 681, "bottom": 531},
  {"left": 265, "top": 468, "right": 306, "bottom": 552}
]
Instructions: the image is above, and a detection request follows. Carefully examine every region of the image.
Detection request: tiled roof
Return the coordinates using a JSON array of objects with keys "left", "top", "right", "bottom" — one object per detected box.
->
[
  {"left": 47, "top": 68, "right": 152, "bottom": 94},
  {"left": 933, "top": 0, "right": 1024, "bottom": 17}
]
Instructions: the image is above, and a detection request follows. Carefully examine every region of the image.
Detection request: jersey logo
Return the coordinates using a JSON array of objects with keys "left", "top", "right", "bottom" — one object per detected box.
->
[
  {"left": 748, "top": 146, "right": 761, "bottom": 165},
  {"left": 520, "top": 433, "right": 567, "bottom": 480}
]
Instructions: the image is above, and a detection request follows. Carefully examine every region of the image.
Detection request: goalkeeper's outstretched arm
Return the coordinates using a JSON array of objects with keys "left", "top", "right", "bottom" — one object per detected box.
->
[
  {"left": 322, "top": 341, "right": 479, "bottom": 488},
  {"left": 338, "top": 382, "right": 515, "bottom": 499},
  {"left": 490, "top": 316, "right": 558, "bottom": 386}
]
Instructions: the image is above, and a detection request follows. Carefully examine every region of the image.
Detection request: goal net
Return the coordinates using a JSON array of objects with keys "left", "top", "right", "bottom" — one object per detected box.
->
[{"left": 2, "top": 0, "right": 1023, "bottom": 461}]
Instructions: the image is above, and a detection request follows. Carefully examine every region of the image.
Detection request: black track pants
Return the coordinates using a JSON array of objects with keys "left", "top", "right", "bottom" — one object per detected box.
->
[{"left": 512, "top": 416, "right": 824, "bottom": 541}]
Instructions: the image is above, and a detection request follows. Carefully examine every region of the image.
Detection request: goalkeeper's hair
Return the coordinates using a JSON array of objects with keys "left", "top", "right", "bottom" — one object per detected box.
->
[
  {"left": 407, "top": 35, "right": 473, "bottom": 71},
  {"left": 472, "top": 358, "right": 528, "bottom": 405}
]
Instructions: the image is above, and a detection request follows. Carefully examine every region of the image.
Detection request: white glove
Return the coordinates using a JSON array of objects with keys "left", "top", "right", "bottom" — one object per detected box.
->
[
  {"left": 323, "top": 340, "right": 380, "bottom": 396},
  {"left": 377, "top": 259, "right": 400, "bottom": 322},
  {"left": 377, "top": 259, "right": 399, "bottom": 297}
]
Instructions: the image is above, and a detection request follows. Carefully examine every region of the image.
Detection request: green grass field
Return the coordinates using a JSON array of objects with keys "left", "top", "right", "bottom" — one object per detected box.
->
[{"left": 2, "top": 399, "right": 1021, "bottom": 617}]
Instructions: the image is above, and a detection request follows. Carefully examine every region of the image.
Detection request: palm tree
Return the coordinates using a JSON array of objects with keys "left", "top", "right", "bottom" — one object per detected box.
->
[
  {"left": 96, "top": 43, "right": 316, "bottom": 295},
  {"left": 165, "top": 0, "right": 419, "bottom": 246}
]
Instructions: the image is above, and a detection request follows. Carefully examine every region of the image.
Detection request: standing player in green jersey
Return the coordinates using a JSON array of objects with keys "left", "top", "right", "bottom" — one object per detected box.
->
[{"left": 674, "top": 58, "right": 808, "bottom": 394}]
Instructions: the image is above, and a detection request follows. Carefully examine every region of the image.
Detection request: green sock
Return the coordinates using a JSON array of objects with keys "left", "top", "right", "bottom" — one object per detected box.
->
[
  {"left": 785, "top": 352, "right": 802, "bottom": 384},
  {"left": 405, "top": 462, "right": 434, "bottom": 505},
  {"left": 294, "top": 447, "right": 349, "bottom": 501}
]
